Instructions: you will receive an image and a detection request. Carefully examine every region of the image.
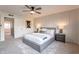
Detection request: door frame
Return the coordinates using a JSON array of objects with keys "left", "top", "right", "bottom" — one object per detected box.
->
[{"left": 4, "top": 17, "right": 14, "bottom": 37}]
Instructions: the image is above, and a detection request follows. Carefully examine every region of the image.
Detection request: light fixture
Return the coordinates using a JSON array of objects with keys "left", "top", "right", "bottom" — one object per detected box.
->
[
  {"left": 36, "top": 24, "right": 41, "bottom": 28},
  {"left": 59, "top": 26, "right": 64, "bottom": 33},
  {"left": 36, "top": 24, "right": 41, "bottom": 32},
  {"left": 30, "top": 11, "right": 35, "bottom": 14},
  {"left": 58, "top": 22, "right": 67, "bottom": 33}
]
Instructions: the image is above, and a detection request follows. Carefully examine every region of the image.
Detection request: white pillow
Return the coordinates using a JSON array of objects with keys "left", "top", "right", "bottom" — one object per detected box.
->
[
  {"left": 46, "top": 30, "right": 55, "bottom": 35},
  {"left": 41, "top": 28, "right": 47, "bottom": 32}
]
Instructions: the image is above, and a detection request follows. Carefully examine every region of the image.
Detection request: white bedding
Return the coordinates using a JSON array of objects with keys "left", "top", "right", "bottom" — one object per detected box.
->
[{"left": 24, "top": 33, "right": 54, "bottom": 45}]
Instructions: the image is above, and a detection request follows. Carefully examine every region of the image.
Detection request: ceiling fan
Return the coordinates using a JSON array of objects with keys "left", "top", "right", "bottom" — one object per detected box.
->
[{"left": 23, "top": 5, "right": 42, "bottom": 14}]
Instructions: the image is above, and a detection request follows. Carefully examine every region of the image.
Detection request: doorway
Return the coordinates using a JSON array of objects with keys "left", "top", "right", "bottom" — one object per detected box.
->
[{"left": 4, "top": 17, "right": 14, "bottom": 39}]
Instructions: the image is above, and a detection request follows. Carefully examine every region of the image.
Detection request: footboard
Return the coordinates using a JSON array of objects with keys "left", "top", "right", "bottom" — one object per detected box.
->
[{"left": 23, "top": 37, "right": 54, "bottom": 52}]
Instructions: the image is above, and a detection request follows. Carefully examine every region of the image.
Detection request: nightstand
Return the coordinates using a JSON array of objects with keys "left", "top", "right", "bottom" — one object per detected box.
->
[{"left": 55, "top": 33, "right": 65, "bottom": 42}]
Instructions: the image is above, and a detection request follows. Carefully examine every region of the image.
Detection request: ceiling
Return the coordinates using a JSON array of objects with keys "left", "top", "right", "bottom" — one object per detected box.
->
[{"left": 0, "top": 5, "right": 79, "bottom": 18}]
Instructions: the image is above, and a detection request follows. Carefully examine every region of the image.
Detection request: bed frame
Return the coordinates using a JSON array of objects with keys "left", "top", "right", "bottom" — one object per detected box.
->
[{"left": 23, "top": 27, "right": 56, "bottom": 52}]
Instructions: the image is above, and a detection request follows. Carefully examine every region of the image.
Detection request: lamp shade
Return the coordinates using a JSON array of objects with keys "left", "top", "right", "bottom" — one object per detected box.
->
[
  {"left": 58, "top": 25, "right": 64, "bottom": 29},
  {"left": 36, "top": 24, "right": 41, "bottom": 29},
  {"left": 57, "top": 22, "right": 67, "bottom": 33},
  {"left": 58, "top": 25, "right": 64, "bottom": 33},
  {"left": 36, "top": 24, "right": 41, "bottom": 32}
]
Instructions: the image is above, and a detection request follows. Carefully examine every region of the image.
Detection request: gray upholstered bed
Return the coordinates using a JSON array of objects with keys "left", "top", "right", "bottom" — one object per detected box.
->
[{"left": 23, "top": 27, "right": 56, "bottom": 52}]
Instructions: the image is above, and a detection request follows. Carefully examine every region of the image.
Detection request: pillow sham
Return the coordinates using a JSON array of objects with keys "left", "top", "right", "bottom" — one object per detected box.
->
[
  {"left": 41, "top": 28, "right": 47, "bottom": 32},
  {"left": 46, "top": 30, "right": 55, "bottom": 35}
]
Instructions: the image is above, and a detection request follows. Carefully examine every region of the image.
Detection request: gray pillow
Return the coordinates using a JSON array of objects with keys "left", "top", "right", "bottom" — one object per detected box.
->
[{"left": 43, "top": 37, "right": 47, "bottom": 40}]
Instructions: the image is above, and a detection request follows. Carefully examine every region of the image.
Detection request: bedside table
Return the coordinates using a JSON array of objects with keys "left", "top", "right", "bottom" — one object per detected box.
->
[{"left": 55, "top": 33, "right": 65, "bottom": 43}]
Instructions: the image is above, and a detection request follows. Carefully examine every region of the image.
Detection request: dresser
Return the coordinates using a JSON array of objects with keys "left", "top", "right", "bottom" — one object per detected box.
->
[{"left": 55, "top": 33, "right": 65, "bottom": 42}]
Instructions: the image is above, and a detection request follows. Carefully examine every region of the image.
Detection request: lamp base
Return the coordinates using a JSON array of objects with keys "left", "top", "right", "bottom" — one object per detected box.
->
[
  {"left": 59, "top": 29, "right": 63, "bottom": 33},
  {"left": 37, "top": 28, "right": 39, "bottom": 32}
]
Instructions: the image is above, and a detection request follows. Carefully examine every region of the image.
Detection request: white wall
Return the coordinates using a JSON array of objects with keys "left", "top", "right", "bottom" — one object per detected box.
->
[
  {"left": 14, "top": 16, "right": 25, "bottom": 38},
  {"left": 14, "top": 16, "right": 34, "bottom": 38},
  {"left": 0, "top": 14, "right": 4, "bottom": 41},
  {"left": 34, "top": 9, "right": 79, "bottom": 44},
  {"left": 77, "top": 10, "right": 79, "bottom": 44},
  {"left": 0, "top": 11, "right": 34, "bottom": 41}
]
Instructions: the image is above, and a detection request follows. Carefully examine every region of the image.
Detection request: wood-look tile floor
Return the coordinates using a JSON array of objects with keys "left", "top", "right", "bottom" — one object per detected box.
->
[{"left": 0, "top": 36, "right": 79, "bottom": 54}]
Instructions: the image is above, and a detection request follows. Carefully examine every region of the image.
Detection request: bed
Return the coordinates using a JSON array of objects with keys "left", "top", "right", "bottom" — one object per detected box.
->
[{"left": 23, "top": 27, "right": 56, "bottom": 52}]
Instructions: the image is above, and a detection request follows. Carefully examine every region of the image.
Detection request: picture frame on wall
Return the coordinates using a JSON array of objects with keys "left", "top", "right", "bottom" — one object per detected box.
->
[{"left": 26, "top": 21, "right": 31, "bottom": 28}]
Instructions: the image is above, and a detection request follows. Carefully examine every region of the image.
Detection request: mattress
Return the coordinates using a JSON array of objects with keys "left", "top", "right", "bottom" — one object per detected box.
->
[{"left": 23, "top": 33, "right": 54, "bottom": 45}]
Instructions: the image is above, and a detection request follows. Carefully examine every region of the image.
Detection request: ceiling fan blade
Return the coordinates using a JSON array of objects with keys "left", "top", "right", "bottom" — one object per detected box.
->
[
  {"left": 36, "top": 7, "right": 41, "bottom": 10},
  {"left": 25, "top": 5, "right": 31, "bottom": 9},
  {"left": 35, "top": 11, "right": 41, "bottom": 14},
  {"left": 23, "top": 10, "right": 30, "bottom": 12}
]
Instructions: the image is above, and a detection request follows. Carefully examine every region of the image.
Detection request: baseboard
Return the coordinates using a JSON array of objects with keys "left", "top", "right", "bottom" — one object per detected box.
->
[{"left": 0, "top": 39, "right": 5, "bottom": 41}]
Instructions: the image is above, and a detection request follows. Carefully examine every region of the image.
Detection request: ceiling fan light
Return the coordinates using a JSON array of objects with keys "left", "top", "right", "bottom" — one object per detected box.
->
[{"left": 30, "top": 11, "right": 35, "bottom": 14}]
